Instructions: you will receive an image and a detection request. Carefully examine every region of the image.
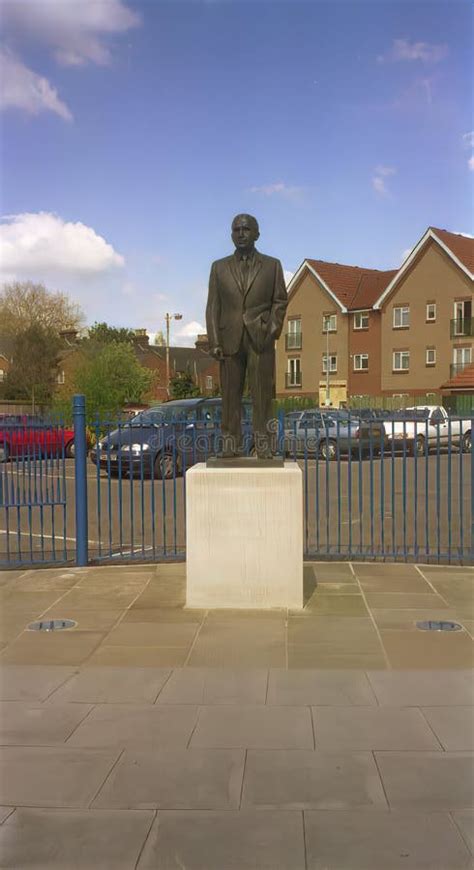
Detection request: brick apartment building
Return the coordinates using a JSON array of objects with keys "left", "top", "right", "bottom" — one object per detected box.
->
[{"left": 276, "top": 227, "right": 474, "bottom": 405}]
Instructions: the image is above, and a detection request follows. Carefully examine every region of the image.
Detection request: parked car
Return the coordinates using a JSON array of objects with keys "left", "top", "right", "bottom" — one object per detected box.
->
[
  {"left": 383, "top": 406, "right": 472, "bottom": 455},
  {"left": 0, "top": 415, "right": 76, "bottom": 461},
  {"left": 284, "top": 409, "right": 386, "bottom": 460},
  {"left": 90, "top": 398, "right": 253, "bottom": 478}
]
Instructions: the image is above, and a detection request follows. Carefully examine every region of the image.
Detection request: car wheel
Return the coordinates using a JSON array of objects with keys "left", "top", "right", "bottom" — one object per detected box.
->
[
  {"left": 319, "top": 439, "right": 337, "bottom": 461},
  {"left": 65, "top": 440, "right": 75, "bottom": 458},
  {"left": 462, "top": 431, "right": 472, "bottom": 453},
  {"left": 412, "top": 435, "right": 426, "bottom": 457},
  {"left": 155, "top": 450, "right": 180, "bottom": 479}
]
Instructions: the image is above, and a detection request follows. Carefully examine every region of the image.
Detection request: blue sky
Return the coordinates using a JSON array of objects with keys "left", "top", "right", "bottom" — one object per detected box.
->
[{"left": 1, "top": 0, "right": 472, "bottom": 344}]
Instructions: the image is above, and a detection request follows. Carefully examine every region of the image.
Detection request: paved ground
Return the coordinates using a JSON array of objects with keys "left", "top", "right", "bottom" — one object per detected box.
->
[{"left": 0, "top": 561, "right": 472, "bottom": 868}]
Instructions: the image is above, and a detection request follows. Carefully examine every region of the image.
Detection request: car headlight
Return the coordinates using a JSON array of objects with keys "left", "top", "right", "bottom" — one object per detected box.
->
[
  {"left": 97, "top": 441, "right": 104, "bottom": 450},
  {"left": 121, "top": 443, "right": 150, "bottom": 452}
]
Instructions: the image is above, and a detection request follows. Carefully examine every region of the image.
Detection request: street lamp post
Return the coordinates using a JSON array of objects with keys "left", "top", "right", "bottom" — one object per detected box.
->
[{"left": 165, "top": 313, "right": 183, "bottom": 398}]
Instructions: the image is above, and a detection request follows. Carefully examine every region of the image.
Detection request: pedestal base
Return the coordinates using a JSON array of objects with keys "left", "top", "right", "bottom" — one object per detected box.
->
[{"left": 186, "top": 462, "right": 303, "bottom": 609}]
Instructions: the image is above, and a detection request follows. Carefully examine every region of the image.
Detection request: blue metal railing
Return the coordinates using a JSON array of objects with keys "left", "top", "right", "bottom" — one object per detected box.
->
[{"left": 1, "top": 397, "right": 473, "bottom": 567}]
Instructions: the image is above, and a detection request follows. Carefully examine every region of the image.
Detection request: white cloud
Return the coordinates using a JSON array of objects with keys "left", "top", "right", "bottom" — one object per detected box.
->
[
  {"left": 2, "top": 0, "right": 140, "bottom": 67},
  {"left": 0, "top": 48, "right": 72, "bottom": 120},
  {"left": 174, "top": 320, "right": 206, "bottom": 347},
  {"left": 400, "top": 247, "right": 413, "bottom": 264},
  {"left": 378, "top": 38, "right": 448, "bottom": 64},
  {"left": 284, "top": 270, "right": 294, "bottom": 287},
  {"left": 469, "top": 156, "right": 474, "bottom": 172},
  {"left": 0, "top": 212, "right": 124, "bottom": 280},
  {"left": 462, "top": 132, "right": 474, "bottom": 148},
  {"left": 372, "top": 165, "right": 396, "bottom": 196},
  {"left": 249, "top": 182, "right": 304, "bottom": 202}
]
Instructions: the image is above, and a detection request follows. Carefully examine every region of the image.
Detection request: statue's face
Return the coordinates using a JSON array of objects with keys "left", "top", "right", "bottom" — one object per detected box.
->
[{"left": 231, "top": 216, "right": 259, "bottom": 252}]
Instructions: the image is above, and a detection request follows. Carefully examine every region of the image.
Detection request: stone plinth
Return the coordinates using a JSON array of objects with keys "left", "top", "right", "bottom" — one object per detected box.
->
[{"left": 186, "top": 462, "right": 303, "bottom": 609}]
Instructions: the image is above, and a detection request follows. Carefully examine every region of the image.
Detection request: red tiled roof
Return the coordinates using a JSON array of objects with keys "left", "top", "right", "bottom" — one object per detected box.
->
[
  {"left": 431, "top": 228, "right": 474, "bottom": 273},
  {"left": 305, "top": 260, "right": 397, "bottom": 310},
  {"left": 440, "top": 363, "right": 474, "bottom": 392}
]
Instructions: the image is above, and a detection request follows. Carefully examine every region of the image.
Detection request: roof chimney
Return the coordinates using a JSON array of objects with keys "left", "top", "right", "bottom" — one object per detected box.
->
[
  {"left": 133, "top": 329, "right": 149, "bottom": 347},
  {"left": 195, "top": 333, "right": 209, "bottom": 352}
]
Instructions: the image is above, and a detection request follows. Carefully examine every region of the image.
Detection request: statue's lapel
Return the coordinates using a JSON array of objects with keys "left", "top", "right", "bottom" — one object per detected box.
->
[
  {"left": 229, "top": 256, "right": 244, "bottom": 294},
  {"left": 244, "top": 251, "right": 263, "bottom": 297}
]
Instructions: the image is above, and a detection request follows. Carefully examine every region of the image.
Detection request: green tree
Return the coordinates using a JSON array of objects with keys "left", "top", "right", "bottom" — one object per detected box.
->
[
  {"left": 0, "top": 281, "right": 83, "bottom": 335},
  {"left": 153, "top": 331, "right": 166, "bottom": 346},
  {"left": 169, "top": 372, "right": 201, "bottom": 400},
  {"left": 4, "top": 325, "right": 61, "bottom": 408},
  {"left": 73, "top": 342, "right": 153, "bottom": 421},
  {"left": 86, "top": 322, "right": 135, "bottom": 344}
]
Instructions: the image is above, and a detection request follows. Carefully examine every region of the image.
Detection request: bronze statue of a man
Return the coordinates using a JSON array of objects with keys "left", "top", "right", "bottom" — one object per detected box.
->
[{"left": 206, "top": 214, "right": 288, "bottom": 458}]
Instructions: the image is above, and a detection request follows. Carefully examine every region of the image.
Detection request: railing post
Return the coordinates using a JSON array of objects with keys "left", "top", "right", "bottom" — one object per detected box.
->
[{"left": 73, "top": 394, "right": 88, "bottom": 566}]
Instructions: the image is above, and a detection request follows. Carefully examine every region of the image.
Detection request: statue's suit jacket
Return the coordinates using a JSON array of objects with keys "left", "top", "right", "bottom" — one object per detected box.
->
[{"left": 206, "top": 250, "right": 287, "bottom": 356}]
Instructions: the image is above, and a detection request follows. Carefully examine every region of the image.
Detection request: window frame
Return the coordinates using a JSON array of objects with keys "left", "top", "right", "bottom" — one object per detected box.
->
[
  {"left": 426, "top": 303, "right": 436, "bottom": 322},
  {"left": 322, "top": 314, "right": 337, "bottom": 333},
  {"left": 425, "top": 348, "right": 436, "bottom": 366},
  {"left": 353, "top": 312, "right": 369, "bottom": 330},
  {"left": 392, "top": 350, "right": 410, "bottom": 372},
  {"left": 393, "top": 306, "right": 410, "bottom": 329},
  {"left": 353, "top": 353, "right": 369, "bottom": 371},
  {"left": 322, "top": 353, "right": 338, "bottom": 373}
]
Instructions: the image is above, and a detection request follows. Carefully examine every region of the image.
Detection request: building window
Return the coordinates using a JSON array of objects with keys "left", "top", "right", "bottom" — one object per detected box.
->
[
  {"left": 56, "top": 370, "right": 65, "bottom": 385},
  {"left": 0, "top": 369, "right": 5, "bottom": 382},
  {"left": 426, "top": 303, "right": 436, "bottom": 322},
  {"left": 393, "top": 351, "right": 410, "bottom": 371},
  {"left": 393, "top": 306, "right": 410, "bottom": 328},
  {"left": 205, "top": 375, "right": 213, "bottom": 390},
  {"left": 286, "top": 317, "right": 302, "bottom": 349},
  {"left": 322, "top": 354, "right": 337, "bottom": 373},
  {"left": 353, "top": 312, "right": 369, "bottom": 330},
  {"left": 322, "top": 314, "right": 337, "bottom": 333},
  {"left": 426, "top": 348, "right": 436, "bottom": 366},
  {"left": 286, "top": 357, "right": 301, "bottom": 387},
  {"left": 353, "top": 354, "right": 369, "bottom": 371}
]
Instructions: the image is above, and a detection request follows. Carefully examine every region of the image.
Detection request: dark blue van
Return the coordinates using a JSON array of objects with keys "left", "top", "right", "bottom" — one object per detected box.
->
[{"left": 90, "top": 398, "right": 253, "bottom": 478}]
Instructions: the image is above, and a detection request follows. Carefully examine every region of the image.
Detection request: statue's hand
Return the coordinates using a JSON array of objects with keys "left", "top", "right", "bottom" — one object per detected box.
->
[{"left": 211, "top": 346, "right": 224, "bottom": 361}]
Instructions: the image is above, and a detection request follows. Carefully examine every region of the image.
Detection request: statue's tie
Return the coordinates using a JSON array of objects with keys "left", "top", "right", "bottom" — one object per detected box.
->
[{"left": 241, "top": 256, "right": 249, "bottom": 291}]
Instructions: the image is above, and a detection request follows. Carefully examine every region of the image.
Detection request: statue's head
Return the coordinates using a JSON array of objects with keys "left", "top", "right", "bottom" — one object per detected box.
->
[{"left": 231, "top": 214, "right": 260, "bottom": 253}]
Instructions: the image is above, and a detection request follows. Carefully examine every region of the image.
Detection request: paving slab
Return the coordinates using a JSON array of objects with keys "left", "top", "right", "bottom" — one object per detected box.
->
[
  {"left": 304, "top": 809, "right": 472, "bottom": 870},
  {"left": 93, "top": 748, "right": 245, "bottom": 810},
  {"left": 190, "top": 704, "right": 314, "bottom": 749},
  {"left": 0, "top": 807, "right": 15, "bottom": 824},
  {"left": 10, "top": 570, "right": 80, "bottom": 591},
  {"left": 0, "top": 745, "right": 120, "bottom": 807},
  {"left": 375, "top": 751, "right": 474, "bottom": 810},
  {"left": 0, "top": 702, "right": 93, "bottom": 744},
  {"left": 48, "top": 666, "right": 171, "bottom": 704},
  {"left": 187, "top": 639, "right": 286, "bottom": 668},
  {"left": 57, "top": 588, "right": 143, "bottom": 610},
  {"left": 67, "top": 704, "right": 198, "bottom": 749},
  {"left": 0, "top": 665, "right": 76, "bottom": 701},
  {"left": 302, "top": 594, "right": 369, "bottom": 616},
  {"left": 103, "top": 621, "right": 200, "bottom": 647},
  {"left": 0, "top": 591, "right": 68, "bottom": 612},
  {"left": 421, "top": 707, "right": 474, "bottom": 750},
  {"left": 0, "top": 631, "right": 106, "bottom": 665},
  {"left": 288, "top": 647, "right": 387, "bottom": 669},
  {"left": 242, "top": 749, "right": 387, "bottom": 810},
  {"left": 137, "top": 810, "right": 306, "bottom": 870},
  {"left": 156, "top": 668, "right": 267, "bottom": 705},
  {"left": 452, "top": 810, "right": 474, "bottom": 854},
  {"left": 364, "top": 592, "right": 448, "bottom": 610},
  {"left": 312, "top": 706, "right": 442, "bottom": 751},
  {"left": 0, "top": 807, "right": 154, "bottom": 870},
  {"left": 380, "top": 629, "right": 474, "bottom": 669},
  {"left": 367, "top": 670, "right": 474, "bottom": 706},
  {"left": 266, "top": 669, "right": 377, "bottom": 706},
  {"left": 358, "top": 576, "right": 434, "bottom": 593},
  {"left": 86, "top": 645, "right": 189, "bottom": 667},
  {"left": 123, "top": 607, "right": 206, "bottom": 623}
]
